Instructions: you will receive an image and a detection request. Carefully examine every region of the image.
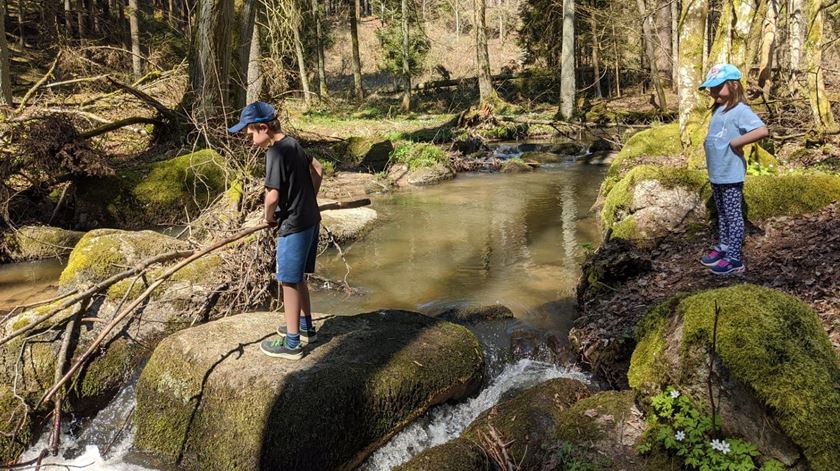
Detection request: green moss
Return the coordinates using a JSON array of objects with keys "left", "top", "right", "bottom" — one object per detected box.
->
[
  {"left": 630, "top": 285, "right": 840, "bottom": 471},
  {"left": 133, "top": 149, "right": 228, "bottom": 220},
  {"left": 0, "top": 384, "right": 32, "bottom": 463},
  {"left": 500, "top": 158, "right": 533, "bottom": 173},
  {"left": 59, "top": 229, "right": 188, "bottom": 288},
  {"left": 600, "top": 165, "right": 708, "bottom": 233},
  {"left": 106, "top": 255, "right": 221, "bottom": 302},
  {"left": 607, "top": 123, "right": 682, "bottom": 178},
  {"left": 7, "top": 226, "right": 85, "bottom": 261},
  {"left": 475, "top": 122, "right": 528, "bottom": 140},
  {"left": 390, "top": 141, "right": 449, "bottom": 170},
  {"left": 77, "top": 338, "right": 144, "bottom": 404},
  {"left": 343, "top": 136, "right": 394, "bottom": 171},
  {"left": 395, "top": 440, "right": 488, "bottom": 471},
  {"left": 744, "top": 174, "right": 840, "bottom": 220}
]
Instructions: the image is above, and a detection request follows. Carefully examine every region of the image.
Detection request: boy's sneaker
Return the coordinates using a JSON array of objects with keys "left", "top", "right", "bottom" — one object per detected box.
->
[
  {"left": 276, "top": 325, "right": 317, "bottom": 345},
  {"left": 710, "top": 258, "right": 745, "bottom": 275},
  {"left": 701, "top": 248, "right": 726, "bottom": 267},
  {"left": 259, "top": 337, "right": 303, "bottom": 360}
]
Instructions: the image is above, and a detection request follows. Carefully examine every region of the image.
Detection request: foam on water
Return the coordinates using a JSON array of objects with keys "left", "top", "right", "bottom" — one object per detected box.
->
[{"left": 362, "top": 359, "right": 590, "bottom": 470}]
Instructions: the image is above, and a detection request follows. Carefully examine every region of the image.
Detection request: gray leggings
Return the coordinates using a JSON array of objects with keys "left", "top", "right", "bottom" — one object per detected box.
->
[{"left": 712, "top": 182, "right": 745, "bottom": 261}]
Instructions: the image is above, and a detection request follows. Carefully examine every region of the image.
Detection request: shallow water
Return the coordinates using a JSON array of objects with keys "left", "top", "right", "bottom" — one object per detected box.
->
[{"left": 0, "top": 258, "right": 65, "bottom": 312}]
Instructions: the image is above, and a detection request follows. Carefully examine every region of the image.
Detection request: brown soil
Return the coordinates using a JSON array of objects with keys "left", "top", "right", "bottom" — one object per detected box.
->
[{"left": 572, "top": 203, "right": 840, "bottom": 387}]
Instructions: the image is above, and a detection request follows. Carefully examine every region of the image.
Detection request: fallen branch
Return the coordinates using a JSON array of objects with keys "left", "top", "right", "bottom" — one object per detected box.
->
[
  {"left": 79, "top": 116, "right": 162, "bottom": 139},
  {"left": 50, "top": 302, "right": 84, "bottom": 455},
  {"left": 15, "top": 52, "right": 62, "bottom": 114}
]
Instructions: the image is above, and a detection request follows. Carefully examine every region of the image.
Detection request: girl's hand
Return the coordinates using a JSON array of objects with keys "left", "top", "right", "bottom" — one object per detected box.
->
[{"left": 730, "top": 142, "right": 745, "bottom": 157}]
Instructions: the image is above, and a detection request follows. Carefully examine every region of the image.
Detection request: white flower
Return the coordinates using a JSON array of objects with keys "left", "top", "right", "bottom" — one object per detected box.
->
[
  {"left": 710, "top": 439, "right": 731, "bottom": 454},
  {"left": 669, "top": 389, "right": 680, "bottom": 399},
  {"left": 675, "top": 431, "right": 685, "bottom": 442}
]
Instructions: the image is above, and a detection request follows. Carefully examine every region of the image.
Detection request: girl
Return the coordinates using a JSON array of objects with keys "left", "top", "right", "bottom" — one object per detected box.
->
[{"left": 698, "top": 64, "right": 769, "bottom": 275}]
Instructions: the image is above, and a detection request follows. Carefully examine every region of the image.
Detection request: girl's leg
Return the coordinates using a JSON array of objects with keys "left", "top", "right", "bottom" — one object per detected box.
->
[
  {"left": 721, "top": 183, "right": 745, "bottom": 261},
  {"left": 712, "top": 184, "right": 730, "bottom": 251}
]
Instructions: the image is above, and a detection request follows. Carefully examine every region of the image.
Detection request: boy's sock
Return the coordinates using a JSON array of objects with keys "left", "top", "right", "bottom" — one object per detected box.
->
[
  {"left": 285, "top": 332, "right": 301, "bottom": 349},
  {"left": 300, "top": 316, "right": 313, "bottom": 331}
]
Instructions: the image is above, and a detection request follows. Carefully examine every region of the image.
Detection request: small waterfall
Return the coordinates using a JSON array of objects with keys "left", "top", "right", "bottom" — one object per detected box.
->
[{"left": 362, "top": 359, "right": 590, "bottom": 470}]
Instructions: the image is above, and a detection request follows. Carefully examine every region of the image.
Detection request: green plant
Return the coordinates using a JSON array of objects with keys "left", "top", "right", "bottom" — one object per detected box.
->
[
  {"left": 746, "top": 161, "right": 775, "bottom": 176},
  {"left": 390, "top": 141, "right": 447, "bottom": 170},
  {"left": 639, "top": 387, "right": 781, "bottom": 471}
]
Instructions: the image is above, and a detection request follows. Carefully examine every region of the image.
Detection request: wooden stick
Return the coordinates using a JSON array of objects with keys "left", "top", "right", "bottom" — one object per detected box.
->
[
  {"left": 79, "top": 116, "right": 162, "bottom": 139},
  {"left": 49, "top": 302, "right": 84, "bottom": 455},
  {"left": 15, "top": 52, "right": 62, "bottom": 114}
]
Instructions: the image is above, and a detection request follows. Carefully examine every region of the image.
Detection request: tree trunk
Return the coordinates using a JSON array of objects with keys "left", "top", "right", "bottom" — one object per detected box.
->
[
  {"left": 708, "top": 0, "right": 732, "bottom": 67},
  {"left": 558, "top": 0, "right": 575, "bottom": 119},
  {"left": 128, "top": 0, "right": 143, "bottom": 79},
  {"left": 17, "top": 0, "right": 24, "bottom": 47},
  {"left": 311, "top": 0, "right": 328, "bottom": 97},
  {"left": 246, "top": 12, "right": 262, "bottom": 103},
  {"left": 637, "top": 0, "right": 667, "bottom": 108},
  {"left": 76, "top": 0, "right": 85, "bottom": 38},
  {"left": 655, "top": 0, "right": 672, "bottom": 84},
  {"left": 802, "top": 0, "right": 837, "bottom": 131},
  {"left": 730, "top": 0, "right": 753, "bottom": 72},
  {"left": 89, "top": 0, "right": 98, "bottom": 34},
  {"left": 612, "top": 18, "right": 620, "bottom": 97},
  {"left": 64, "top": 0, "right": 72, "bottom": 34},
  {"left": 351, "top": 0, "right": 365, "bottom": 98},
  {"left": 757, "top": 0, "right": 777, "bottom": 87},
  {"left": 589, "top": 2, "right": 601, "bottom": 98},
  {"left": 292, "top": 11, "right": 311, "bottom": 106},
  {"left": 678, "top": 0, "right": 708, "bottom": 148},
  {"left": 671, "top": 0, "right": 679, "bottom": 90},
  {"left": 185, "top": 0, "right": 235, "bottom": 120},
  {"left": 474, "top": 0, "right": 494, "bottom": 102},
  {"left": 401, "top": 0, "right": 411, "bottom": 111},
  {"left": 0, "top": 0, "right": 12, "bottom": 107},
  {"left": 789, "top": 0, "right": 802, "bottom": 72},
  {"left": 235, "top": 0, "right": 258, "bottom": 109},
  {"left": 454, "top": 0, "right": 460, "bottom": 35}
]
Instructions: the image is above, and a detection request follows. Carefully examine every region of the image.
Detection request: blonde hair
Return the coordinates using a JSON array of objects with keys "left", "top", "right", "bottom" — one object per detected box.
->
[{"left": 713, "top": 80, "right": 748, "bottom": 112}]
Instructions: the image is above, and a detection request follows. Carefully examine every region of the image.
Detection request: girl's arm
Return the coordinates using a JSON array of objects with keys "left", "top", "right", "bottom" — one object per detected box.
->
[{"left": 730, "top": 126, "right": 769, "bottom": 156}]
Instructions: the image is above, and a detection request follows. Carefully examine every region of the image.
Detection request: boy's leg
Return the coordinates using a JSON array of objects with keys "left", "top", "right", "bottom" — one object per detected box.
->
[{"left": 282, "top": 282, "right": 302, "bottom": 336}]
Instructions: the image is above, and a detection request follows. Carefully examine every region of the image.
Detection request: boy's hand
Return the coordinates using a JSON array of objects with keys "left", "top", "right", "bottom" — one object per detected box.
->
[{"left": 262, "top": 217, "right": 278, "bottom": 227}]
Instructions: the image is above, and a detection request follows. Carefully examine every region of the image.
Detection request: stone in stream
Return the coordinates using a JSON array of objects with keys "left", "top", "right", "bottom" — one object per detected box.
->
[
  {"left": 2, "top": 225, "right": 85, "bottom": 262},
  {"left": 510, "top": 329, "right": 576, "bottom": 365},
  {"left": 436, "top": 304, "right": 514, "bottom": 325},
  {"left": 399, "top": 379, "right": 650, "bottom": 470},
  {"left": 134, "top": 310, "right": 485, "bottom": 471},
  {"left": 319, "top": 205, "right": 379, "bottom": 249}
]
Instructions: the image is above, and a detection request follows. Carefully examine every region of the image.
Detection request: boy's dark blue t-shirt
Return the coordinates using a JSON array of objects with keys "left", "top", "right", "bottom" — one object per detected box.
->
[{"left": 264, "top": 136, "right": 320, "bottom": 236}]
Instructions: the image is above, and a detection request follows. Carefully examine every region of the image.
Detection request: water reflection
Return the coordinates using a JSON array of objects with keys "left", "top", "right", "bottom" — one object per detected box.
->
[{"left": 313, "top": 163, "right": 605, "bottom": 329}]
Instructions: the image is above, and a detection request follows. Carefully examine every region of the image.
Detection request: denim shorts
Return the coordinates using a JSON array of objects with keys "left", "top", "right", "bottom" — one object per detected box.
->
[{"left": 276, "top": 224, "right": 319, "bottom": 284}]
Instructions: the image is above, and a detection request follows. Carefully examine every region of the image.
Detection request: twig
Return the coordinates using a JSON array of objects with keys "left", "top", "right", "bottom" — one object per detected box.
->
[
  {"left": 78, "top": 116, "right": 162, "bottom": 139},
  {"left": 15, "top": 51, "right": 62, "bottom": 114},
  {"left": 49, "top": 302, "right": 84, "bottom": 455},
  {"left": 708, "top": 301, "right": 721, "bottom": 438}
]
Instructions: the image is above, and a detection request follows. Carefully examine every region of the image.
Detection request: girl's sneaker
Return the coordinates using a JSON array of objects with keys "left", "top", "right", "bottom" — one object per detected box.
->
[
  {"left": 710, "top": 257, "right": 745, "bottom": 275},
  {"left": 260, "top": 337, "right": 303, "bottom": 360},
  {"left": 277, "top": 325, "right": 317, "bottom": 345},
  {"left": 700, "top": 248, "right": 726, "bottom": 267}
]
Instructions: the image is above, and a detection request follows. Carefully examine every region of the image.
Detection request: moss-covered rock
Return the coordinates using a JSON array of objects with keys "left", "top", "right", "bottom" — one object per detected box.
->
[
  {"left": 342, "top": 136, "right": 395, "bottom": 172},
  {"left": 0, "top": 384, "right": 33, "bottom": 464},
  {"left": 134, "top": 310, "right": 485, "bottom": 471},
  {"left": 606, "top": 123, "right": 682, "bottom": 181},
  {"left": 394, "top": 439, "right": 489, "bottom": 471},
  {"left": 58, "top": 229, "right": 189, "bottom": 289},
  {"left": 743, "top": 173, "right": 840, "bottom": 220},
  {"left": 500, "top": 158, "right": 535, "bottom": 173},
  {"left": 74, "top": 149, "right": 230, "bottom": 228},
  {"left": 2, "top": 226, "right": 85, "bottom": 262},
  {"left": 628, "top": 285, "right": 840, "bottom": 469},
  {"left": 436, "top": 304, "right": 514, "bottom": 324}
]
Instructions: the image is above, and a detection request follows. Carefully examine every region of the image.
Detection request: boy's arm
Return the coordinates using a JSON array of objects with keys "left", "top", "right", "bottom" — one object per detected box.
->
[
  {"left": 309, "top": 157, "right": 324, "bottom": 196},
  {"left": 730, "top": 126, "right": 769, "bottom": 156},
  {"left": 263, "top": 188, "right": 280, "bottom": 226}
]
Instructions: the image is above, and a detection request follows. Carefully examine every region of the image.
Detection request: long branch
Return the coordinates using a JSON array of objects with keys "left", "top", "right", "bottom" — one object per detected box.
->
[
  {"left": 15, "top": 52, "right": 62, "bottom": 114},
  {"left": 79, "top": 116, "right": 163, "bottom": 139},
  {"left": 0, "top": 250, "right": 193, "bottom": 347}
]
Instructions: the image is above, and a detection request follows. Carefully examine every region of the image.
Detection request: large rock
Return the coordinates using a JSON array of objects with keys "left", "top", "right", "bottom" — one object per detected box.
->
[
  {"left": 2, "top": 225, "right": 85, "bottom": 262},
  {"left": 436, "top": 304, "right": 514, "bottom": 324},
  {"left": 134, "top": 310, "right": 485, "bottom": 471},
  {"left": 58, "top": 228, "right": 189, "bottom": 290},
  {"left": 319, "top": 205, "right": 378, "bottom": 249},
  {"left": 341, "top": 136, "right": 394, "bottom": 172},
  {"left": 628, "top": 285, "right": 840, "bottom": 470}
]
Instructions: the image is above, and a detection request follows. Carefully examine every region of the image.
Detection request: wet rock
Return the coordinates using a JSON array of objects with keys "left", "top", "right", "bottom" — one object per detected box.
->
[
  {"left": 521, "top": 151, "right": 565, "bottom": 164},
  {"left": 388, "top": 163, "right": 456, "bottom": 188},
  {"left": 2, "top": 225, "right": 85, "bottom": 262},
  {"left": 394, "top": 440, "right": 489, "bottom": 471},
  {"left": 319, "top": 205, "right": 378, "bottom": 249},
  {"left": 510, "top": 329, "right": 576, "bottom": 365},
  {"left": 549, "top": 142, "right": 584, "bottom": 155},
  {"left": 628, "top": 285, "right": 839, "bottom": 469},
  {"left": 437, "top": 304, "right": 514, "bottom": 324},
  {"left": 135, "top": 310, "right": 485, "bottom": 471},
  {"left": 576, "top": 238, "right": 652, "bottom": 307},
  {"left": 588, "top": 138, "right": 613, "bottom": 153},
  {"left": 500, "top": 159, "right": 534, "bottom": 173}
]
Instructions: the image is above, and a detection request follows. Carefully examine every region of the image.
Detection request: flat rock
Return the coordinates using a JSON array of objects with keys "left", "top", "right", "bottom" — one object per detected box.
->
[{"left": 135, "top": 310, "right": 485, "bottom": 471}]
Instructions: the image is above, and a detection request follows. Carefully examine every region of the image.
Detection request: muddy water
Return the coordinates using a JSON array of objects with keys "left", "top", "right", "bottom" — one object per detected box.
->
[
  {"left": 0, "top": 258, "right": 65, "bottom": 312},
  {"left": 312, "top": 161, "right": 605, "bottom": 331}
]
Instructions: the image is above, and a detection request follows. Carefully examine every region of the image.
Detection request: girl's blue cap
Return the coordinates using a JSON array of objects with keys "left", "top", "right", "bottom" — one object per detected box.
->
[
  {"left": 228, "top": 101, "right": 277, "bottom": 133},
  {"left": 699, "top": 64, "right": 742, "bottom": 89}
]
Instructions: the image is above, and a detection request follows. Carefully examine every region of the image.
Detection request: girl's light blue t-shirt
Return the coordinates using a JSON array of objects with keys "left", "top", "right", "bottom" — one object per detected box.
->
[{"left": 703, "top": 102, "right": 765, "bottom": 184}]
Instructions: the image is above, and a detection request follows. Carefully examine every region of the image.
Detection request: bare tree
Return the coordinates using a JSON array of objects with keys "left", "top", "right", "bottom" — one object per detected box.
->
[
  {"left": 678, "top": 0, "right": 708, "bottom": 148},
  {"left": 0, "top": 0, "right": 11, "bottom": 107},
  {"left": 235, "top": 0, "right": 259, "bottom": 108},
  {"left": 401, "top": 0, "right": 411, "bottom": 111},
  {"left": 246, "top": 7, "right": 263, "bottom": 103},
  {"left": 185, "top": 0, "right": 235, "bottom": 120},
  {"left": 292, "top": 7, "right": 312, "bottom": 106},
  {"left": 558, "top": 0, "right": 575, "bottom": 119},
  {"left": 802, "top": 0, "right": 837, "bottom": 131},
  {"left": 350, "top": 0, "right": 365, "bottom": 98},
  {"left": 128, "top": 0, "right": 143, "bottom": 79},
  {"left": 311, "top": 0, "right": 328, "bottom": 97},
  {"left": 637, "top": 0, "right": 666, "bottom": 108},
  {"left": 789, "top": 0, "right": 802, "bottom": 72},
  {"left": 474, "top": 0, "right": 495, "bottom": 102},
  {"left": 589, "top": 1, "right": 602, "bottom": 98}
]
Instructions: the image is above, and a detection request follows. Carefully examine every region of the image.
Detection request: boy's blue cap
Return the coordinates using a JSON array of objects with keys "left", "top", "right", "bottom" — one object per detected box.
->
[
  {"left": 699, "top": 64, "right": 742, "bottom": 89},
  {"left": 228, "top": 101, "right": 277, "bottom": 133}
]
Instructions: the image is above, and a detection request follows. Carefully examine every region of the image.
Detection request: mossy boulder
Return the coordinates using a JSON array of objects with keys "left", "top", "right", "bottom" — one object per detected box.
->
[
  {"left": 601, "top": 165, "right": 709, "bottom": 240},
  {"left": 436, "top": 304, "right": 514, "bottom": 325},
  {"left": 318, "top": 206, "right": 378, "bottom": 250},
  {"left": 74, "top": 149, "right": 230, "bottom": 228},
  {"left": 388, "top": 162, "right": 456, "bottom": 187},
  {"left": 58, "top": 229, "right": 189, "bottom": 290},
  {"left": 743, "top": 173, "right": 840, "bottom": 220},
  {"left": 500, "top": 158, "right": 535, "bottom": 173},
  {"left": 2, "top": 225, "right": 85, "bottom": 262},
  {"left": 0, "top": 384, "right": 33, "bottom": 463},
  {"left": 628, "top": 285, "right": 840, "bottom": 469},
  {"left": 605, "top": 123, "right": 681, "bottom": 181},
  {"left": 395, "top": 439, "right": 490, "bottom": 471},
  {"left": 342, "top": 136, "right": 394, "bottom": 172},
  {"left": 134, "top": 310, "right": 485, "bottom": 471}
]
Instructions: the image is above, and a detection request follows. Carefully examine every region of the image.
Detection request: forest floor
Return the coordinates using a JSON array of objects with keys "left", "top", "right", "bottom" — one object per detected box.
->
[{"left": 573, "top": 202, "right": 840, "bottom": 386}]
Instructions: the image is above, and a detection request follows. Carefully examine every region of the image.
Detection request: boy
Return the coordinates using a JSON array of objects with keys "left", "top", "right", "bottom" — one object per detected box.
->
[{"left": 228, "top": 101, "right": 324, "bottom": 359}]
